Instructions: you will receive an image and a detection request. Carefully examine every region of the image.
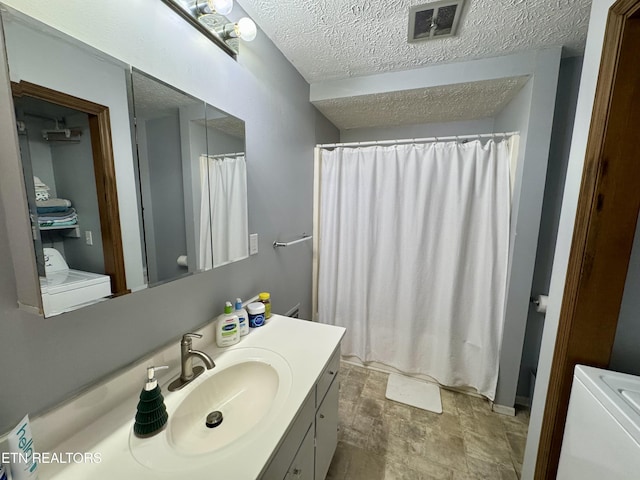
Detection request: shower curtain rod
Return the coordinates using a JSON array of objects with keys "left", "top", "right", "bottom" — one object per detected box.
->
[
  {"left": 205, "top": 151, "right": 245, "bottom": 159},
  {"left": 316, "top": 131, "right": 519, "bottom": 149}
]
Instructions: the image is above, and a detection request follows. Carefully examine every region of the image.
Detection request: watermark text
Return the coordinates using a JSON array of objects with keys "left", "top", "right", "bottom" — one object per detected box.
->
[{"left": 1, "top": 452, "right": 102, "bottom": 465}]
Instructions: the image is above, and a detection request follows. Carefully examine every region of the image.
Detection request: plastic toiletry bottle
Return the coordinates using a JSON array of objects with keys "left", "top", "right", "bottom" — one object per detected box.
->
[
  {"left": 134, "top": 365, "right": 169, "bottom": 438},
  {"left": 7, "top": 414, "right": 39, "bottom": 480},
  {"left": 247, "top": 302, "right": 266, "bottom": 327},
  {"left": 259, "top": 292, "right": 272, "bottom": 319},
  {"left": 234, "top": 298, "right": 249, "bottom": 336},
  {"left": 216, "top": 301, "right": 240, "bottom": 347}
]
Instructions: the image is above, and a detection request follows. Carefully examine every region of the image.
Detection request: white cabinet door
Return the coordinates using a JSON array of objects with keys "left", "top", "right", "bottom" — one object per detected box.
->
[
  {"left": 285, "top": 423, "right": 315, "bottom": 480},
  {"left": 315, "top": 377, "right": 339, "bottom": 480}
]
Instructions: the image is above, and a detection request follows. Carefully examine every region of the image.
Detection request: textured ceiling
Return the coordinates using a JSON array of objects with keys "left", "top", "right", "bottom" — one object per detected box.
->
[
  {"left": 132, "top": 73, "right": 245, "bottom": 138},
  {"left": 314, "top": 75, "right": 530, "bottom": 130},
  {"left": 238, "top": 0, "right": 592, "bottom": 84},
  {"left": 132, "top": 71, "right": 201, "bottom": 118},
  {"left": 195, "top": 116, "right": 246, "bottom": 139}
]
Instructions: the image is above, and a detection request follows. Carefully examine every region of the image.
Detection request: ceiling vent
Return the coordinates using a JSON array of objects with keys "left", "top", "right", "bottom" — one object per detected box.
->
[{"left": 408, "top": 0, "right": 465, "bottom": 43}]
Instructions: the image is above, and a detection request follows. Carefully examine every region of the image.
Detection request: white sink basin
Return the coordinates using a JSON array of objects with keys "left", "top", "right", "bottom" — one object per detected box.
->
[
  {"left": 169, "top": 360, "right": 280, "bottom": 455},
  {"left": 129, "top": 347, "right": 292, "bottom": 471}
]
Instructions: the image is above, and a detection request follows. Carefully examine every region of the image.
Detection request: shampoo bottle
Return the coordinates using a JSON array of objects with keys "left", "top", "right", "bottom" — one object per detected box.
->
[
  {"left": 234, "top": 298, "right": 249, "bottom": 336},
  {"left": 216, "top": 301, "right": 240, "bottom": 347}
]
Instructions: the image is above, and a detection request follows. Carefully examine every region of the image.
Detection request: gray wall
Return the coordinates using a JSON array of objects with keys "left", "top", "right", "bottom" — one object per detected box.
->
[
  {"left": 0, "top": 1, "right": 338, "bottom": 433},
  {"left": 493, "top": 49, "right": 562, "bottom": 409},
  {"left": 523, "top": 2, "right": 617, "bottom": 475},
  {"left": 610, "top": 209, "right": 640, "bottom": 374},
  {"left": 23, "top": 118, "right": 56, "bottom": 197},
  {"left": 52, "top": 113, "right": 105, "bottom": 274},
  {"left": 206, "top": 127, "right": 244, "bottom": 155},
  {"left": 517, "top": 56, "right": 583, "bottom": 399},
  {"left": 144, "top": 113, "right": 188, "bottom": 283},
  {"left": 19, "top": 111, "right": 106, "bottom": 274},
  {"left": 315, "top": 108, "right": 340, "bottom": 145},
  {"left": 180, "top": 104, "right": 207, "bottom": 275}
]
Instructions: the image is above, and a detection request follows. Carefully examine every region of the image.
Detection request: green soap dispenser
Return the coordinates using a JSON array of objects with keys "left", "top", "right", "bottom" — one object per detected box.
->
[{"left": 134, "top": 365, "right": 169, "bottom": 438}]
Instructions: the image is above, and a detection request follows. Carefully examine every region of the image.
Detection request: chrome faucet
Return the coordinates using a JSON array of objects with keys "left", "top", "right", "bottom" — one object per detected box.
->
[{"left": 168, "top": 333, "right": 215, "bottom": 391}]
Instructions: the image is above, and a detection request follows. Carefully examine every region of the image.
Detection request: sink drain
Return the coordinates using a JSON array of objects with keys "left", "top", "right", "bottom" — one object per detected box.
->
[{"left": 206, "top": 411, "right": 223, "bottom": 428}]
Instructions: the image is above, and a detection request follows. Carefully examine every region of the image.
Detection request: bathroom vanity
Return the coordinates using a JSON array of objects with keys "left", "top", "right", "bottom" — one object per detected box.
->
[{"left": 24, "top": 315, "right": 345, "bottom": 479}]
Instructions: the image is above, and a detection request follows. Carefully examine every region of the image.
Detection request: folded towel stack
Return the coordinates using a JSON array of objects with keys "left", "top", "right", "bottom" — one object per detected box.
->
[
  {"left": 33, "top": 176, "right": 51, "bottom": 202},
  {"left": 32, "top": 177, "right": 78, "bottom": 228},
  {"left": 38, "top": 208, "right": 78, "bottom": 227},
  {"left": 36, "top": 198, "right": 73, "bottom": 214}
]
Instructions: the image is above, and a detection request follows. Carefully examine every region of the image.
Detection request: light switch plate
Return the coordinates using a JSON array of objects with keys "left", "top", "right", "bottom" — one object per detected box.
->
[
  {"left": 249, "top": 233, "right": 258, "bottom": 255},
  {"left": 85, "top": 230, "right": 93, "bottom": 246}
]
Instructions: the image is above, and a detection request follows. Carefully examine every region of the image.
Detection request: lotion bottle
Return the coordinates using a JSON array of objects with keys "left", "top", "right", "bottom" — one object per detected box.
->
[
  {"left": 216, "top": 301, "right": 240, "bottom": 347},
  {"left": 7, "top": 414, "right": 39, "bottom": 480},
  {"left": 234, "top": 298, "right": 249, "bottom": 336}
]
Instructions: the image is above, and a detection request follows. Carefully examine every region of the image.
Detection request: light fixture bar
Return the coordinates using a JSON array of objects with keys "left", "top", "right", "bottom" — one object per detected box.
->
[{"left": 160, "top": 0, "right": 236, "bottom": 58}]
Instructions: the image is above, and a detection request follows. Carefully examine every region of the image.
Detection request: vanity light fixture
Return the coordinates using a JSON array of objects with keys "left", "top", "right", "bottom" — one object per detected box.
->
[
  {"left": 219, "top": 17, "right": 258, "bottom": 42},
  {"left": 160, "top": 0, "right": 258, "bottom": 57},
  {"left": 198, "top": 0, "right": 234, "bottom": 16}
]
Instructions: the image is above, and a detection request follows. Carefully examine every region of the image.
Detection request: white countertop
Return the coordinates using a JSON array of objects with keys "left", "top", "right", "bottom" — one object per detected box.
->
[{"left": 28, "top": 315, "right": 345, "bottom": 480}]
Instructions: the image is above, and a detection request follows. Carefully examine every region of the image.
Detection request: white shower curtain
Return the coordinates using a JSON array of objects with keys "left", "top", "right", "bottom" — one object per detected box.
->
[
  {"left": 318, "top": 140, "right": 511, "bottom": 400},
  {"left": 198, "top": 154, "right": 249, "bottom": 269}
]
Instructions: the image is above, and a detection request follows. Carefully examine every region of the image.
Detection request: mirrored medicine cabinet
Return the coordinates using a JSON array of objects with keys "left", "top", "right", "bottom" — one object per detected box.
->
[{"left": 1, "top": 7, "right": 249, "bottom": 317}]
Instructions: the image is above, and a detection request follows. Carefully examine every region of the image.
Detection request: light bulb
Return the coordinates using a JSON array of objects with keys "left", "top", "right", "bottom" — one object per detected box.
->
[
  {"left": 208, "top": 0, "right": 233, "bottom": 15},
  {"left": 235, "top": 17, "right": 257, "bottom": 41}
]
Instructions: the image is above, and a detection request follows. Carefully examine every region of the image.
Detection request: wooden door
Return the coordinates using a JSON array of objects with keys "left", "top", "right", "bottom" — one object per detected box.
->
[{"left": 536, "top": 0, "right": 640, "bottom": 477}]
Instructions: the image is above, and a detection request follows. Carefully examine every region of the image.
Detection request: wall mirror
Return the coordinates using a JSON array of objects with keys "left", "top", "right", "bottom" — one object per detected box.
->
[
  {"left": 199, "top": 103, "right": 248, "bottom": 268},
  {"left": 129, "top": 69, "right": 205, "bottom": 286},
  {"left": 1, "top": 7, "right": 249, "bottom": 316},
  {"left": 129, "top": 69, "right": 248, "bottom": 284}
]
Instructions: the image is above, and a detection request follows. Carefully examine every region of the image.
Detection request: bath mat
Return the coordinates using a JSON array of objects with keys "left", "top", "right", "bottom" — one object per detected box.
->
[{"left": 385, "top": 373, "right": 442, "bottom": 414}]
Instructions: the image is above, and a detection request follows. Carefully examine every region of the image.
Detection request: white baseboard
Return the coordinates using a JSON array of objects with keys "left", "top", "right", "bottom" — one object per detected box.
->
[
  {"left": 491, "top": 403, "right": 516, "bottom": 416},
  {"left": 18, "top": 301, "right": 41, "bottom": 316}
]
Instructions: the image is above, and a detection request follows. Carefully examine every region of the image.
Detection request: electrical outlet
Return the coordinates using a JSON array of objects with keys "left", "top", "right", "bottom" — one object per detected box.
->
[
  {"left": 249, "top": 233, "right": 258, "bottom": 255},
  {"left": 85, "top": 230, "right": 93, "bottom": 246}
]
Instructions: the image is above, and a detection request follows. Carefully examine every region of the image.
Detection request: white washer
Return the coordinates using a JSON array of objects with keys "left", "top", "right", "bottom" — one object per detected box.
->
[
  {"left": 558, "top": 365, "right": 640, "bottom": 479},
  {"left": 40, "top": 248, "right": 112, "bottom": 316}
]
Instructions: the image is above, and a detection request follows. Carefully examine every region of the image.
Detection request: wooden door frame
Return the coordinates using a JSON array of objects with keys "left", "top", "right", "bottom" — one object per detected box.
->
[
  {"left": 536, "top": 0, "right": 640, "bottom": 477},
  {"left": 11, "top": 81, "right": 129, "bottom": 297}
]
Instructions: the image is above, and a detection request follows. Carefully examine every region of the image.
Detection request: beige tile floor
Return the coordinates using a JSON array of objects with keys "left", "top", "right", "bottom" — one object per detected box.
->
[{"left": 327, "top": 362, "right": 529, "bottom": 480}]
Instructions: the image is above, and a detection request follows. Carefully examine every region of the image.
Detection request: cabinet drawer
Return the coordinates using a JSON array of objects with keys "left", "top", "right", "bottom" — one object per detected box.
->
[
  {"left": 284, "top": 423, "right": 314, "bottom": 480},
  {"left": 315, "top": 376, "right": 339, "bottom": 480},
  {"left": 261, "top": 389, "right": 315, "bottom": 480},
  {"left": 316, "top": 347, "right": 340, "bottom": 408}
]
